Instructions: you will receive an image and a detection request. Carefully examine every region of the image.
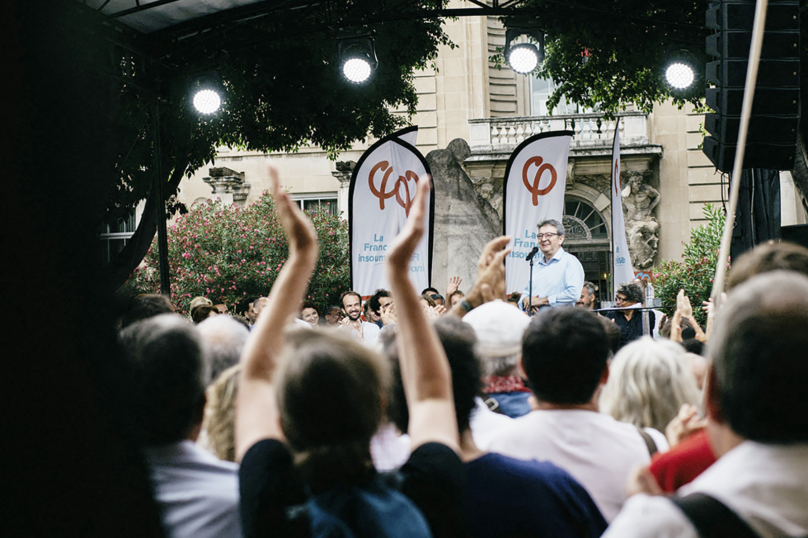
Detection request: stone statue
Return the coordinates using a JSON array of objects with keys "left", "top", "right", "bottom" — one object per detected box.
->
[{"left": 621, "top": 170, "right": 660, "bottom": 269}]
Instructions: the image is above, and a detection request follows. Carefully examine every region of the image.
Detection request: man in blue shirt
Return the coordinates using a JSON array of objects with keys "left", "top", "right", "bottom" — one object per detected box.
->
[{"left": 519, "top": 219, "right": 585, "bottom": 314}]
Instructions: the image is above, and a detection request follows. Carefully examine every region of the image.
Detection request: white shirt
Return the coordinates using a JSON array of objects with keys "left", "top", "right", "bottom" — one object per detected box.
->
[
  {"left": 603, "top": 441, "right": 808, "bottom": 538},
  {"left": 469, "top": 397, "right": 513, "bottom": 450},
  {"left": 487, "top": 409, "right": 652, "bottom": 521},
  {"left": 145, "top": 441, "right": 242, "bottom": 538}
]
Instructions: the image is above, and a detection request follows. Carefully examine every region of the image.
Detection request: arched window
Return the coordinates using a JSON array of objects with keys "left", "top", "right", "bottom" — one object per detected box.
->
[{"left": 562, "top": 197, "right": 611, "bottom": 305}]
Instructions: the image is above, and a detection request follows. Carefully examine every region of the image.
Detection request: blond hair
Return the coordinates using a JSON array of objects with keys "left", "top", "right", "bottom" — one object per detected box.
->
[
  {"left": 201, "top": 364, "right": 240, "bottom": 462},
  {"left": 600, "top": 337, "right": 701, "bottom": 432}
]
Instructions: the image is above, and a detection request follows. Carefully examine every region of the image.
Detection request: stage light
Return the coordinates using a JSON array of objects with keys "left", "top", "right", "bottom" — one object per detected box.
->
[
  {"left": 193, "top": 88, "right": 222, "bottom": 115},
  {"left": 662, "top": 49, "right": 702, "bottom": 94},
  {"left": 338, "top": 35, "right": 377, "bottom": 84},
  {"left": 505, "top": 28, "right": 544, "bottom": 75},
  {"left": 188, "top": 71, "right": 224, "bottom": 115},
  {"left": 665, "top": 62, "right": 695, "bottom": 90}
]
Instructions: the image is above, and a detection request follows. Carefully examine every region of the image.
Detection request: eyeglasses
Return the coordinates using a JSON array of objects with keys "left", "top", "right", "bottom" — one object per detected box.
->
[
  {"left": 537, "top": 232, "right": 558, "bottom": 239},
  {"left": 615, "top": 295, "right": 627, "bottom": 303}
]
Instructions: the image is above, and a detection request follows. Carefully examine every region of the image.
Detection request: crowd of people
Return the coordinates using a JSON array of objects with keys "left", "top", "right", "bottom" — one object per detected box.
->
[{"left": 116, "top": 166, "right": 808, "bottom": 538}]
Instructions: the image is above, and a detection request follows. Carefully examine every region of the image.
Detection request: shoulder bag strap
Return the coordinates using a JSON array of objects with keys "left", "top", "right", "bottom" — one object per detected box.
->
[
  {"left": 670, "top": 493, "right": 761, "bottom": 538},
  {"left": 636, "top": 426, "right": 658, "bottom": 457}
]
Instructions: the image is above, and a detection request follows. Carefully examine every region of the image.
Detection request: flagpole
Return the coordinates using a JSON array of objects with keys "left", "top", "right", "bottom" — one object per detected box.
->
[{"left": 610, "top": 117, "right": 620, "bottom": 302}]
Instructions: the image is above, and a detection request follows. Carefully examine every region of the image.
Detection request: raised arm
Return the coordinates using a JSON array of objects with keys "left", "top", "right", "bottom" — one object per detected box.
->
[
  {"left": 387, "top": 176, "right": 459, "bottom": 452},
  {"left": 447, "top": 236, "right": 511, "bottom": 318},
  {"left": 235, "top": 165, "right": 319, "bottom": 462}
]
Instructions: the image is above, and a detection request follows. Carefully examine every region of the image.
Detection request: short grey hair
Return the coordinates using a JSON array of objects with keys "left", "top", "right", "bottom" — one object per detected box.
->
[
  {"left": 119, "top": 314, "right": 208, "bottom": 445},
  {"left": 583, "top": 281, "right": 596, "bottom": 296},
  {"left": 537, "top": 219, "right": 565, "bottom": 237},
  {"left": 599, "top": 336, "right": 701, "bottom": 432},
  {"left": 197, "top": 315, "right": 250, "bottom": 385}
]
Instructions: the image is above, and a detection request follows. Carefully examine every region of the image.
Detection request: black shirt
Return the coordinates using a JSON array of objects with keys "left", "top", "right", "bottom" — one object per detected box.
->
[
  {"left": 605, "top": 308, "right": 655, "bottom": 349},
  {"left": 239, "top": 439, "right": 466, "bottom": 538}
]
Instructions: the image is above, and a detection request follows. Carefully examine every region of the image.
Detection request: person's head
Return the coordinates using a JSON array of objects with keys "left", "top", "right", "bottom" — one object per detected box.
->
[
  {"left": 247, "top": 297, "right": 261, "bottom": 324},
  {"left": 384, "top": 317, "right": 482, "bottom": 436},
  {"left": 189, "top": 296, "right": 213, "bottom": 316},
  {"left": 119, "top": 314, "right": 207, "bottom": 446},
  {"left": 368, "top": 289, "right": 392, "bottom": 317},
  {"left": 727, "top": 241, "right": 808, "bottom": 289},
  {"left": 421, "top": 287, "right": 439, "bottom": 296},
  {"left": 191, "top": 304, "right": 218, "bottom": 324},
  {"left": 197, "top": 314, "right": 250, "bottom": 383},
  {"left": 599, "top": 337, "right": 701, "bottom": 432},
  {"left": 363, "top": 301, "right": 378, "bottom": 323},
  {"left": 253, "top": 297, "right": 270, "bottom": 321},
  {"left": 615, "top": 282, "right": 643, "bottom": 307},
  {"left": 340, "top": 291, "right": 362, "bottom": 322},
  {"left": 419, "top": 293, "right": 436, "bottom": 309},
  {"left": 213, "top": 301, "right": 228, "bottom": 315},
  {"left": 660, "top": 315, "right": 694, "bottom": 339},
  {"left": 323, "top": 305, "right": 344, "bottom": 326},
  {"left": 300, "top": 300, "right": 320, "bottom": 328},
  {"left": 120, "top": 293, "right": 176, "bottom": 329},
  {"left": 430, "top": 293, "right": 445, "bottom": 307},
  {"left": 577, "top": 281, "right": 596, "bottom": 309},
  {"left": 202, "top": 364, "right": 241, "bottom": 462},
  {"left": 599, "top": 315, "right": 622, "bottom": 356},
  {"left": 522, "top": 308, "right": 610, "bottom": 405},
  {"left": 449, "top": 290, "right": 465, "bottom": 307},
  {"left": 506, "top": 291, "right": 522, "bottom": 306},
  {"left": 274, "top": 329, "right": 389, "bottom": 488},
  {"left": 706, "top": 271, "right": 808, "bottom": 444},
  {"left": 536, "top": 219, "right": 565, "bottom": 259},
  {"left": 463, "top": 299, "right": 530, "bottom": 377}
]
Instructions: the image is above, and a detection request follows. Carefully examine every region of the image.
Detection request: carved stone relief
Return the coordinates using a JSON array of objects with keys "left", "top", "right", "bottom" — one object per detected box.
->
[{"left": 621, "top": 169, "right": 660, "bottom": 269}]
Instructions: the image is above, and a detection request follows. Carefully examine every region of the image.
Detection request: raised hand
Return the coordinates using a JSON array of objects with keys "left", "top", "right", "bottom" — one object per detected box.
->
[
  {"left": 235, "top": 164, "right": 320, "bottom": 461},
  {"left": 446, "top": 276, "right": 462, "bottom": 298},
  {"left": 448, "top": 236, "right": 511, "bottom": 317}
]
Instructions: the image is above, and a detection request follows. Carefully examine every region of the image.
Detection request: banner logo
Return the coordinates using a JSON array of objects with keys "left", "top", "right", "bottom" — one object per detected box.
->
[
  {"left": 368, "top": 161, "right": 419, "bottom": 215},
  {"left": 522, "top": 156, "right": 557, "bottom": 206},
  {"left": 613, "top": 160, "right": 621, "bottom": 196}
]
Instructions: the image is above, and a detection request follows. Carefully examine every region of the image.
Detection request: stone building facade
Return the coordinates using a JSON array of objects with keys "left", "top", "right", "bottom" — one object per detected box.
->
[{"left": 171, "top": 3, "right": 808, "bottom": 299}]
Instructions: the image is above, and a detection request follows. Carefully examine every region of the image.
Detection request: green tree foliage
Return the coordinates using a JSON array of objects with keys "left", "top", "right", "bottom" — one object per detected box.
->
[
  {"left": 103, "top": 0, "right": 452, "bottom": 289},
  {"left": 500, "top": 1, "right": 710, "bottom": 115},
  {"left": 124, "top": 194, "right": 350, "bottom": 315},
  {"left": 652, "top": 204, "right": 728, "bottom": 326}
]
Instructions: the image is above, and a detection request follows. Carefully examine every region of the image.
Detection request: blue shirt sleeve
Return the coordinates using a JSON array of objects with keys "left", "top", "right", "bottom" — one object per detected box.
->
[{"left": 548, "top": 254, "right": 585, "bottom": 307}]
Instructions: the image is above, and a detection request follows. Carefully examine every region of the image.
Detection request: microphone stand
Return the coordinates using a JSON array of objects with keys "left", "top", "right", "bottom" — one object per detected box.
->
[{"left": 528, "top": 254, "right": 535, "bottom": 315}]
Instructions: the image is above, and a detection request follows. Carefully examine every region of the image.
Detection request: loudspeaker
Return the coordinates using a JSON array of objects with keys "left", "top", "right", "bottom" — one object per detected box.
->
[{"left": 703, "top": 0, "right": 800, "bottom": 173}]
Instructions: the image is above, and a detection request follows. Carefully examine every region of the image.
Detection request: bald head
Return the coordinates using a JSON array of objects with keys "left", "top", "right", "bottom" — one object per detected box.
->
[{"left": 708, "top": 271, "right": 808, "bottom": 443}]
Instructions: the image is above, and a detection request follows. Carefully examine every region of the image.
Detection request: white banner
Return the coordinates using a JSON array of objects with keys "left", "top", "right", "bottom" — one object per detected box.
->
[
  {"left": 611, "top": 118, "right": 635, "bottom": 295},
  {"left": 503, "top": 131, "right": 573, "bottom": 294},
  {"left": 350, "top": 127, "right": 432, "bottom": 298}
]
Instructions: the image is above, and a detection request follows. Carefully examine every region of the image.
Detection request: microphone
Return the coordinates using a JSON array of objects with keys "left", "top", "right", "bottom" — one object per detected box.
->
[{"left": 525, "top": 246, "right": 539, "bottom": 261}]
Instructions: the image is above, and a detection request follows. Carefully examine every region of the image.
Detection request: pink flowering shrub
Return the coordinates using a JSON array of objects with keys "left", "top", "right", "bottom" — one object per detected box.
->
[
  {"left": 124, "top": 193, "right": 349, "bottom": 314},
  {"left": 651, "top": 203, "right": 727, "bottom": 327}
]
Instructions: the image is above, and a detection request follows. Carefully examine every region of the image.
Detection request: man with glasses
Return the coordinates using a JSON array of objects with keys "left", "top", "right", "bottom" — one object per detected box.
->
[
  {"left": 519, "top": 219, "right": 585, "bottom": 315},
  {"left": 604, "top": 282, "right": 650, "bottom": 349}
]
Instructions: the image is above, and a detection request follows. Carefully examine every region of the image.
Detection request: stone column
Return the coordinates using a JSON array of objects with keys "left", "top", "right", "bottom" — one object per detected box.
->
[
  {"left": 332, "top": 161, "right": 355, "bottom": 221},
  {"left": 203, "top": 167, "right": 251, "bottom": 206}
]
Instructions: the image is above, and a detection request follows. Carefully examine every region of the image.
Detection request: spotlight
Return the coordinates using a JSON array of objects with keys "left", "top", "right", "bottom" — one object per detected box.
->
[
  {"left": 338, "top": 35, "right": 378, "bottom": 84},
  {"left": 665, "top": 63, "right": 695, "bottom": 90},
  {"left": 662, "top": 49, "right": 702, "bottom": 93},
  {"left": 505, "top": 28, "right": 544, "bottom": 75},
  {"left": 188, "top": 71, "right": 224, "bottom": 115},
  {"left": 193, "top": 89, "right": 222, "bottom": 115}
]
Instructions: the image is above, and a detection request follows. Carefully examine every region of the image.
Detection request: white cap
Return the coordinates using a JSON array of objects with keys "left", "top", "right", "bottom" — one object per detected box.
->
[{"left": 463, "top": 299, "right": 530, "bottom": 357}]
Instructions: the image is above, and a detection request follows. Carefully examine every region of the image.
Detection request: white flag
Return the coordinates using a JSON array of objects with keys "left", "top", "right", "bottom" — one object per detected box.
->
[
  {"left": 611, "top": 118, "right": 635, "bottom": 295},
  {"left": 503, "top": 131, "right": 573, "bottom": 293},
  {"left": 350, "top": 127, "right": 432, "bottom": 298}
]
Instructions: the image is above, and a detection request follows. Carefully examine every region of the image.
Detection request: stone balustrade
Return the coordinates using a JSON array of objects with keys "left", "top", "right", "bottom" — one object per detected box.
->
[{"left": 468, "top": 111, "right": 650, "bottom": 149}]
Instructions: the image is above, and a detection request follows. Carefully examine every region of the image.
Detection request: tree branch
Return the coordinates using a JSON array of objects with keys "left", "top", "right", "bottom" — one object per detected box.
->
[{"left": 103, "top": 162, "right": 187, "bottom": 292}]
